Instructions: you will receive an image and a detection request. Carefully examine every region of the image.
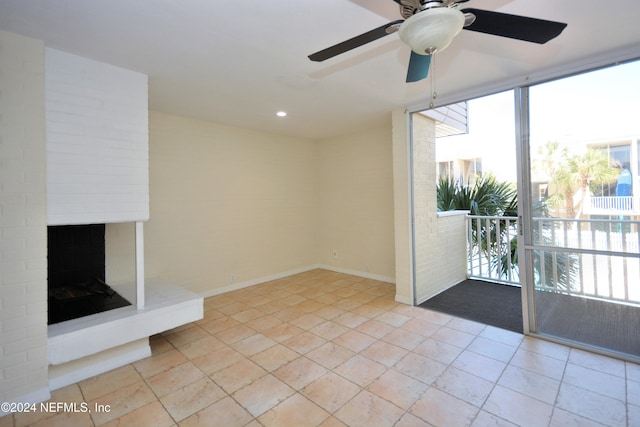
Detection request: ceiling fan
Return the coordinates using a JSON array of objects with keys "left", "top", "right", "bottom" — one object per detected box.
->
[{"left": 308, "top": 0, "right": 567, "bottom": 82}]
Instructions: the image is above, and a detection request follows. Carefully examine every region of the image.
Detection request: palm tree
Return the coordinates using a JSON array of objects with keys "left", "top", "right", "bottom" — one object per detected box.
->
[
  {"left": 532, "top": 142, "right": 618, "bottom": 289},
  {"left": 437, "top": 174, "right": 516, "bottom": 216},
  {"left": 536, "top": 142, "right": 619, "bottom": 219},
  {"left": 534, "top": 141, "right": 565, "bottom": 179},
  {"left": 534, "top": 141, "right": 577, "bottom": 218},
  {"left": 436, "top": 172, "right": 577, "bottom": 288},
  {"left": 437, "top": 174, "right": 518, "bottom": 279},
  {"left": 566, "top": 148, "right": 620, "bottom": 218}
]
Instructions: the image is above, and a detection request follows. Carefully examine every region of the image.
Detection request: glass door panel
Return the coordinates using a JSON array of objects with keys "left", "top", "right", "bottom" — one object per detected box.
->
[{"left": 526, "top": 60, "right": 640, "bottom": 359}]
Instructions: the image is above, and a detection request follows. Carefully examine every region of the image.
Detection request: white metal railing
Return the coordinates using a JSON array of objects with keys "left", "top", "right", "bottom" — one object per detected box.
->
[
  {"left": 467, "top": 215, "right": 520, "bottom": 286},
  {"left": 589, "top": 196, "right": 634, "bottom": 212},
  {"left": 467, "top": 215, "right": 640, "bottom": 305},
  {"left": 531, "top": 217, "right": 640, "bottom": 304}
]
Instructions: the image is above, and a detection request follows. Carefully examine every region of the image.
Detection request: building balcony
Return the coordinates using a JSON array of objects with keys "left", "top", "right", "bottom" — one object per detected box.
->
[{"left": 584, "top": 196, "right": 639, "bottom": 216}]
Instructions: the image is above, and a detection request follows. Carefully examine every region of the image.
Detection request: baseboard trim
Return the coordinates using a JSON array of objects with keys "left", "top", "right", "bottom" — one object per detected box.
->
[
  {"left": 199, "top": 265, "right": 396, "bottom": 299},
  {"left": 318, "top": 265, "right": 396, "bottom": 284},
  {"left": 394, "top": 294, "right": 413, "bottom": 305},
  {"left": 199, "top": 265, "right": 323, "bottom": 298}
]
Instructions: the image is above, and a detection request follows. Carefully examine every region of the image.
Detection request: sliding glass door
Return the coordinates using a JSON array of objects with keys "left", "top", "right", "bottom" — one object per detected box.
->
[{"left": 521, "top": 60, "right": 640, "bottom": 359}]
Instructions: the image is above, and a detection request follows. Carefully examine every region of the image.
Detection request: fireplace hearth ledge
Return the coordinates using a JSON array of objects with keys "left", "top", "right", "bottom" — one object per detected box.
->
[{"left": 47, "top": 278, "right": 203, "bottom": 390}]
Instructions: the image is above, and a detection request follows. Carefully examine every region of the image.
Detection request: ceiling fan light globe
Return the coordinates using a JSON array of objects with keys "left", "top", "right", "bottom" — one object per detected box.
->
[{"left": 398, "top": 7, "right": 465, "bottom": 55}]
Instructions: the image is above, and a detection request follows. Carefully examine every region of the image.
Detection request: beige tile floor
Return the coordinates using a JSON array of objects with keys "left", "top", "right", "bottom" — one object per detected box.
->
[{"left": 6, "top": 269, "right": 640, "bottom": 426}]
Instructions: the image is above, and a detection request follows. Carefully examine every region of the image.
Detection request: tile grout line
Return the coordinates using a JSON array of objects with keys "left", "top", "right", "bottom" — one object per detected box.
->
[{"left": 16, "top": 270, "right": 638, "bottom": 427}]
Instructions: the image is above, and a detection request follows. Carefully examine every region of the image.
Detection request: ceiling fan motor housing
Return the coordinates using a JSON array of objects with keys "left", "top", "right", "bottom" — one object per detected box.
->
[{"left": 398, "top": 7, "right": 465, "bottom": 55}]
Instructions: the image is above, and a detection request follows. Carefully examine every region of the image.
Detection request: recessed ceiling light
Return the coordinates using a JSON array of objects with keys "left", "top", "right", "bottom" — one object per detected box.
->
[{"left": 276, "top": 111, "right": 287, "bottom": 117}]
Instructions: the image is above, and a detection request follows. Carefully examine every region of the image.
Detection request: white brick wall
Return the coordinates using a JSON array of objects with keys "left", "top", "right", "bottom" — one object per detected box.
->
[
  {"left": 46, "top": 49, "right": 149, "bottom": 225},
  {"left": 412, "top": 113, "right": 467, "bottom": 304},
  {"left": 392, "top": 109, "right": 413, "bottom": 304},
  {"left": 412, "top": 113, "right": 437, "bottom": 302},
  {"left": 0, "top": 30, "right": 50, "bottom": 405}
]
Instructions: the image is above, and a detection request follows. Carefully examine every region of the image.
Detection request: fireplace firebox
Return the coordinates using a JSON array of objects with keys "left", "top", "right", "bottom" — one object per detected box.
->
[{"left": 47, "top": 224, "right": 131, "bottom": 324}]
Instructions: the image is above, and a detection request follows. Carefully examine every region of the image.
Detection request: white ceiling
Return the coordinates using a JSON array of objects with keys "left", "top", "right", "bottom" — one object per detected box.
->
[{"left": 1, "top": 0, "right": 639, "bottom": 140}]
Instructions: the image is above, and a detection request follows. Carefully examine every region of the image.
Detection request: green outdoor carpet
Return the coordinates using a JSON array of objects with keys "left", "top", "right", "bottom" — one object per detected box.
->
[
  {"left": 535, "top": 291, "right": 640, "bottom": 356},
  {"left": 418, "top": 279, "right": 523, "bottom": 333},
  {"left": 419, "top": 280, "right": 640, "bottom": 357}
]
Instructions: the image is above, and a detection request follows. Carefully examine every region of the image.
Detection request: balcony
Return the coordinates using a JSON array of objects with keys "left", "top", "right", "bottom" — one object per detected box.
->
[
  {"left": 467, "top": 215, "right": 520, "bottom": 286},
  {"left": 585, "top": 195, "right": 639, "bottom": 216},
  {"left": 466, "top": 215, "right": 640, "bottom": 356},
  {"left": 467, "top": 215, "right": 640, "bottom": 305}
]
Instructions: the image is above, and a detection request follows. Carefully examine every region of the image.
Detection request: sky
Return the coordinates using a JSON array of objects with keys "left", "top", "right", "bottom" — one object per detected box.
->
[
  {"left": 530, "top": 60, "right": 640, "bottom": 147},
  {"left": 434, "top": 59, "right": 640, "bottom": 183}
]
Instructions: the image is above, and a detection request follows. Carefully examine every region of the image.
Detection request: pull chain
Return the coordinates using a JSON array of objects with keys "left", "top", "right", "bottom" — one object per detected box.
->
[{"left": 429, "top": 54, "right": 437, "bottom": 109}]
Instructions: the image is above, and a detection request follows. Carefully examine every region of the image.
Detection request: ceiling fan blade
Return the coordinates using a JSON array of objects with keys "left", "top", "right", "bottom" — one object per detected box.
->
[
  {"left": 308, "top": 20, "right": 404, "bottom": 62},
  {"left": 406, "top": 51, "right": 431, "bottom": 83},
  {"left": 461, "top": 8, "right": 567, "bottom": 44}
]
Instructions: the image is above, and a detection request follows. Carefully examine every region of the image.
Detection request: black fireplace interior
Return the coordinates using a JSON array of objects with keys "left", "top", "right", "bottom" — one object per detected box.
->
[{"left": 48, "top": 224, "right": 131, "bottom": 325}]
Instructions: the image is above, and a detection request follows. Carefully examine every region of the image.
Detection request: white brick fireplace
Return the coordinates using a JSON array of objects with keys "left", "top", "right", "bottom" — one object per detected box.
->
[
  {"left": 45, "top": 47, "right": 149, "bottom": 317},
  {"left": 44, "top": 49, "right": 202, "bottom": 391},
  {"left": 46, "top": 49, "right": 150, "bottom": 226},
  {"left": 0, "top": 31, "right": 202, "bottom": 407}
]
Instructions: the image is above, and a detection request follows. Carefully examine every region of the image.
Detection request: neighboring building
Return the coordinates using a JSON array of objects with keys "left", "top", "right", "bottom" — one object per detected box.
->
[
  {"left": 432, "top": 93, "right": 639, "bottom": 219},
  {"left": 531, "top": 136, "right": 640, "bottom": 219},
  {"left": 586, "top": 137, "right": 639, "bottom": 217},
  {"left": 433, "top": 91, "right": 518, "bottom": 186}
]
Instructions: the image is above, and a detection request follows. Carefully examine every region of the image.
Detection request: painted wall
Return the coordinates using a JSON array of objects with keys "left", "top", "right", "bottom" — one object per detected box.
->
[
  {"left": 138, "top": 112, "right": 320, "bottom": 294},
  {"left": 107, "top": 112, "right": 398, "bottom": 293},
  {"left": 0, "top": 30, "right": 50, "bottom": 405},
  {"left": 317, "top": 120, "right": 395, "bottom": 281}
]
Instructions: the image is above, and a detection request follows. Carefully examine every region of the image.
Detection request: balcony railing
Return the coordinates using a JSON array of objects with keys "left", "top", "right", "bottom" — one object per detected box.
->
[
  {"left": 467, "top": 215, "right": 640, "bottom": 305},
  {"left": 586, "top": 196, "right": 637, "bottom": 214},
  {"left": 467, "top": 215, "right": 520, "bottom": 286}
]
